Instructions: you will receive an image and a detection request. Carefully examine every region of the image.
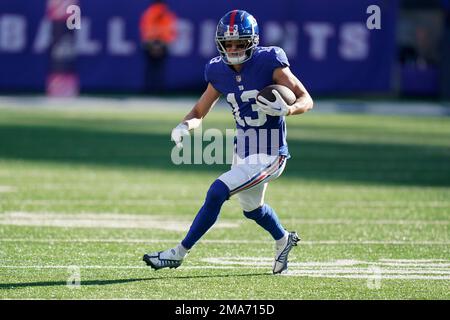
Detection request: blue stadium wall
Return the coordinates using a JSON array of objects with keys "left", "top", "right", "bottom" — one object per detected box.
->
[{"left": 0, "top": 0, "right": 398, "bottom": 94}]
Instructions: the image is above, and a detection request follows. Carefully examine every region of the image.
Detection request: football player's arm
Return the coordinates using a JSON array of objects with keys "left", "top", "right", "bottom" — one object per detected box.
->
[
  {"left": 273, "top": 67, "right": 314, "bottom": 116},
  {"left": 181, "top": 83, "right": 221, "bottom": 130},
  {"left": 171, "top": 83, "right": 220, "bottom": 148}
]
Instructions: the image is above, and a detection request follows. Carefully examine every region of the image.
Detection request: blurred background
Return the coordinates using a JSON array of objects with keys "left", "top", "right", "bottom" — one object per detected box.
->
[
  {"left": 0, "top": 1, "right": 449, "bottom": 300},
  {"left": 0, "top": 0, "right": 449, "bottom": 101}
]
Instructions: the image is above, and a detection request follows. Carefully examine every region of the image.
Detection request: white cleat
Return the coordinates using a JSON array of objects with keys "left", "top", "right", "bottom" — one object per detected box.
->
[
  {"left": 273, "top": 231, "right": 300, "bottom": 274},
  {"left": 143, "top": 248, "right": 185, "bottom": 271}
]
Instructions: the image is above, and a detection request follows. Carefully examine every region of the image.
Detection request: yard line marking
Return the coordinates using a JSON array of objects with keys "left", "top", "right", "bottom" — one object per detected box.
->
[
  {"left": 379, "top": 259, "right": 450, "bottom": 263},
  {"left": 0, "top": 238, "right": 449, "bottom": 245},
  {"left": 0, "top": 186, "right": 15, "bottom": 193},
  {"left": 0, "top": 265, "right": 146, "bottom": 269},
  {"left": 285, "top": 219, "right": 449, "bottom": 225},
  {"left": 0, "top": 212, "right": 447, "bottom": 226},
  {"left": 3, "top": 184, "right": 200, "bottom": 191},
  {"left": 0, "top": 212, "right": 239, "bottom": 231},
  {"left": 283, "top": 274, "right": 450, "bottom": 280},
  {"left": 372, "top": 262, "right": 450, "bottom": 268},
  {"left": 1, "top": 258, "right": 449, "bottom": 280},
  {"left": 7, "top": 199, "right": 450, "bottom": 208},
  {"left": 301, "top": 240, "right": 450, "bottom": 245},
  {"left": 1, "top": 266, "right": 448, "bottom": 272},
  {"left": 283, "top": 269, "right": 450, "bottom": 274},
  {"left": 202, "top": 258, "right": 450, "bottom": 280},
  {"left": 203, "top": 257, "right": 450, "bottom": 268},
  {"left": 0, "top": 265, "right": 253, "bottom": 270},
  {"left": 1, "top": 212, "right": 187, "bottom": 220}
]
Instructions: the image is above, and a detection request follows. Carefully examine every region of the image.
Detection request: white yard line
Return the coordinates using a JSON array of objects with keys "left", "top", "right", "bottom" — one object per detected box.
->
[
  {"left": 0, "top": 265, "right": 252, "bottom": 270},
  {"left": 2, "top": 266, "right": 448, "bottom": 272},
  {"left": 201, "top": 257, "right": 450, "bottom": 280},
  {"left": 0, "top": 265, "right": 146, "bottom": 269},
  {"left": 301, "top": 240, "right": 450, "bottom": 245},
  {"left": 7, "top": 199, "right": 450, "bottom": 207},
  {"left": 0, "top": 186, "right": 15, "bottom": 193},
  {"left": 1, "top": 258, "right": 449, "bottom": 281},
  {"left": 203, "top": 257, "right": 450, "bottom": 268},
  {"left": 282, "top": 269, "right": 450, "bottom": 274},
  {"left": 0, "top": 212, "right": 239, "bottom": 231},
  {"left": 380, "top": 259, "right": 450, "bottom": 263},
  {"left": 0, "top": 238, "right": 449, "bottom": 245},
  {"left": 284, "top": 219, "right": 449, "bottom": 225},
  {"left": 283, "top": 274, "right": 450, "bottom": 280},
  {"left": 0, "top": 212, "right": 447, "bottom": 226}
]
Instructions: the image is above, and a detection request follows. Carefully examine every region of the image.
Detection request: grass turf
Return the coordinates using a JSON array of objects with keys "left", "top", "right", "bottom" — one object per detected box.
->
[{"left": 0, "top": 104, "right": 449, "bottom": 299}]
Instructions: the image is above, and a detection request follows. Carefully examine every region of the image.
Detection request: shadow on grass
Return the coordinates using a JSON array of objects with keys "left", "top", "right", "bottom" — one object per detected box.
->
[
  {"left": 0, "top": 124, "right": 449, "bottom": 186},
  {"left": 0, "top": 272, "right": 269, "bottom": 289}
]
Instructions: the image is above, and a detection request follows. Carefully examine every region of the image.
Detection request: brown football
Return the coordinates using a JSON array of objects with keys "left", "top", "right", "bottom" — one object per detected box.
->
[{"left": 257, "top": 84, "right": 296, "bottom": 106}]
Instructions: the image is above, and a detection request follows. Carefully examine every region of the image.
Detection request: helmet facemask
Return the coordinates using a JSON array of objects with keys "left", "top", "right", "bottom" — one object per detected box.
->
[{"left": 216, "top": 37, "right": 258, "bottom": 65}]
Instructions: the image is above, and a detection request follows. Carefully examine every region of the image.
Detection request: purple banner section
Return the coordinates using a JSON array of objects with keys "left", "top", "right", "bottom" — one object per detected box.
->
[{"left": 0, "top": 0, "right": 398, "bottom": 93}]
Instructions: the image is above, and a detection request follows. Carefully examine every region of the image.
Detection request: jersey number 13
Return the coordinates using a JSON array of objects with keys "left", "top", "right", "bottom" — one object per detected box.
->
[{"left": 226, "top": 90, "right": 267, "bottom": 127}]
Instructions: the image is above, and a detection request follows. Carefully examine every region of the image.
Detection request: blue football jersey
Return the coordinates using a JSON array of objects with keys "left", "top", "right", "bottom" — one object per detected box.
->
[{"left": 205, "top": 46, "right": 291, "bottom": 159}]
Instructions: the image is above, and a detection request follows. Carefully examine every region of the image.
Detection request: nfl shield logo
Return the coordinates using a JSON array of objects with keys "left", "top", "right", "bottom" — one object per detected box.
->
[{"left": 236, "top": 75, "right": 242, "bottom": 82}]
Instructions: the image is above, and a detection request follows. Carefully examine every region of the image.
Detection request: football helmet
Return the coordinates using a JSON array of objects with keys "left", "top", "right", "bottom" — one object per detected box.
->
[{"left": 215, "top": 10, "right": 259, "bottom": 65}]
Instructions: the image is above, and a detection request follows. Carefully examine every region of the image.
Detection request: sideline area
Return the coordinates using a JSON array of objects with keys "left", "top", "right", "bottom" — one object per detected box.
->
[{"left": 0, "top": 96, "right": 449, "bottom": 117}]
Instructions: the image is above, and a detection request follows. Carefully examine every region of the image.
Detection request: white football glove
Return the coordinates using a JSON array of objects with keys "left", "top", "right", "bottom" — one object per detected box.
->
[
  {"left": 171, "top": 123, "right": 189, "bottom": 148},
  {"left": 256, "top": 90, "right": 291, "bottom": 116}
]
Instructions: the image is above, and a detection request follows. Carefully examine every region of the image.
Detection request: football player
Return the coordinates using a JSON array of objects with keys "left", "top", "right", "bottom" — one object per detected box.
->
[{"left": 143, "top": 10, "right": 313, "bottom": 274}]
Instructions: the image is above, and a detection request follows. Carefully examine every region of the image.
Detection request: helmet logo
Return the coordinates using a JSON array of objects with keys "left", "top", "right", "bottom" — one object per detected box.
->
[{"left": 224, "top": 24, "right": 239, "bottom": 40}]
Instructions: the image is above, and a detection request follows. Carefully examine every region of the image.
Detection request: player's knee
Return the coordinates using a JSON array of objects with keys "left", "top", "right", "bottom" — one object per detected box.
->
[
  {"left": 243, "top": 206, "right": 265, "bottom": 221},
  {"left": 205, "top": 179, "right": 230, "bottom": 206},
  {"left": 239, "top": 197, "right": 263, "bottom": 212}
]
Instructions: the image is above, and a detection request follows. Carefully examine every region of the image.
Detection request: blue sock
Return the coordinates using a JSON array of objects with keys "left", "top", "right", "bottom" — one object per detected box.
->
[
  {"left": 181, "top": 179, "right": 230, "bottom": 249},
  {"left": 244, "top": 204, "right": 285, "bottom": 240}
]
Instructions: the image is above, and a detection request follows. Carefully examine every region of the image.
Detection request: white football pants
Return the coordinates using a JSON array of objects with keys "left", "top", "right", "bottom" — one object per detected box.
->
[{"left": 218, "top": 153, "right": 287, "bottom": 211}]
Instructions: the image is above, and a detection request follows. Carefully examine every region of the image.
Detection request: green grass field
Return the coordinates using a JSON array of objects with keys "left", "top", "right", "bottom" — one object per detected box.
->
[{"left": 0, "top": 103, "right": 449, "bottom": 299}]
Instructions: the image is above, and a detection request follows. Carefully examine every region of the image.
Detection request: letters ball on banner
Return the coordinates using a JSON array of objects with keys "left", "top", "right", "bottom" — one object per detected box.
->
[{"left": 257, "top": 84, "right": 296, "bottom": 106}]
